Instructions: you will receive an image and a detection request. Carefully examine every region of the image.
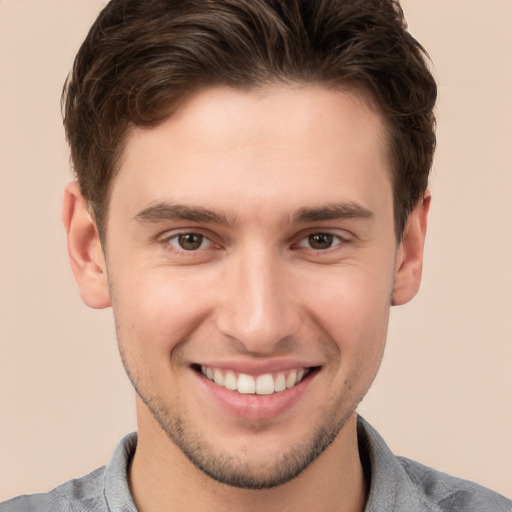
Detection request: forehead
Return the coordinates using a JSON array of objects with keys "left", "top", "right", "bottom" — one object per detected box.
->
[
  {"left": 111, "top": 85, "right": 392, "bottom": 222},
  {"left": 125, "top": 84, "right": 387, "bottom": 158}
]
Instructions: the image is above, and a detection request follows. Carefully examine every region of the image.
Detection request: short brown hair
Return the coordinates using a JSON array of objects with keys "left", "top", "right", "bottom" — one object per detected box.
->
[{"left": 62, "top": 0, "right": 436, "bottom": 240}]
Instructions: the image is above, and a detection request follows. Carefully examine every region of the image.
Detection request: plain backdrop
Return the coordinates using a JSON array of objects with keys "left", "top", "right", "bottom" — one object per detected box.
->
[{"left": 1, "top": 0, "right": 511, "bottom": 501}]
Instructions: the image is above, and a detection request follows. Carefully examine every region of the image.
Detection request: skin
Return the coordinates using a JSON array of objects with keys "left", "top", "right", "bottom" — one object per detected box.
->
[{"left": 63, "top": 85, "right": 429, "bottom": 512}]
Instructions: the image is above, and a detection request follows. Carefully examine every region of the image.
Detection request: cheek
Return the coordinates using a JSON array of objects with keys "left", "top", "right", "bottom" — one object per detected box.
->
[
  {"left": 305, "top": 263, "right": 392, "bottom": 365},
  {"left": 110, "top": 266, "right": 216, "bottom": 355},
  {"left": 308, "top": 261, "right": 392, "bottom": 326}
]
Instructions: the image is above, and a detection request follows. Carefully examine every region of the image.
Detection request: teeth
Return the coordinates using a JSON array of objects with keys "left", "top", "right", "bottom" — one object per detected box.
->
[
  {"left": 237, "top": 373, "right": 256, "bottom": 394},
  {"left": 213, "top": 368, "right": 224, "bottom": 386},
  {"left": 286, "top": 370, "right": 297, "bottom": 389},
  {"left": 224, "top": 370, "right": 238, "bottom": 391},
  {"left": 274, "top": 373, "right": 286, "bottom": 392},
  {"left": 255, "top": 374, "right": 274, "bottom": 395},
  {"left": 200, "top": 366, "right": 310, "bottom": 395}
]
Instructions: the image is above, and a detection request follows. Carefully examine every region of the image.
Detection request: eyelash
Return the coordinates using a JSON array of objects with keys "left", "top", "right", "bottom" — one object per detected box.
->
[
  {"left": 163, "top": 232, "right": 217, "bottom": 252},
  {"left": 294, "top": 232, "right": 346, "bottom": 252},
  {"left": 161, "top": 230, "right": 350, "bottom": 254}
]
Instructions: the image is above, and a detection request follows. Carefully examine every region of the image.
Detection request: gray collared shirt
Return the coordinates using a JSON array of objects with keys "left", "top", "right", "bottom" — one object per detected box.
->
[{"left": 2, "top": 417, "right": 510, "bottom": 511}]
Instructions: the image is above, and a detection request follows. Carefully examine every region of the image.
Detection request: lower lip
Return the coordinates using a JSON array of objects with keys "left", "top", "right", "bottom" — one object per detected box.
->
[{"left": 194, "top": 370, "right": 317, "bottom": 422}]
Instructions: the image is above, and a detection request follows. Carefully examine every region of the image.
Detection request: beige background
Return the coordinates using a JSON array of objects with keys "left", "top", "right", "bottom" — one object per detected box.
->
[{"left": 1, "top": 0, "right": 511, "bottom": 501}]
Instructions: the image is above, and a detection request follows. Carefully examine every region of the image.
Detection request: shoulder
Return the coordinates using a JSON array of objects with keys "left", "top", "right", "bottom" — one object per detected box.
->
[
  {"left": 1, "top": 433, "right": 137, "bottom": 512},
  {"left": 398, "top": 456, "right": 512, "bottom": 512},
  {"left": 0, "top": 466, "right": 107, "bottom": 512},
  {"left": 357, "top": 416, "right": 511, "bottom": 512}
]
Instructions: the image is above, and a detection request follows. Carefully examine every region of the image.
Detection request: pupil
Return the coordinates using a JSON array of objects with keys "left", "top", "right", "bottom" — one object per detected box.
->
[
  {"left": 309, "top": 233, "right": 333, "bottom": 249},
  {"left": 178, "top": 234, "right": 202, "bottom": 250}
]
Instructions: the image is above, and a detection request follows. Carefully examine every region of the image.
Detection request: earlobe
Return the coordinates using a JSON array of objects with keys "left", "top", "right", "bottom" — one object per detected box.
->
[
  {"left": 391, "top": 193, "right": 431, "bottom": 306},
  {"left": 62, "top": 182, "right": 111, "bottom": 309}
]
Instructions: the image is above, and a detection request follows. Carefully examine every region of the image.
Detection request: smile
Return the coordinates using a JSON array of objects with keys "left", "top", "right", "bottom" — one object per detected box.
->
[{"left": 199, "top": 365, "right": 312, "bottom": 395}]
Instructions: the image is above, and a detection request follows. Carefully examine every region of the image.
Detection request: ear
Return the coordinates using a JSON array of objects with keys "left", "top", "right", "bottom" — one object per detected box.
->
[
  {"left": 62, "top": 182, "right": 111, "bottom": 309},
  {"left": 391, "top": 192, "right": 431, "bottom": 306}
]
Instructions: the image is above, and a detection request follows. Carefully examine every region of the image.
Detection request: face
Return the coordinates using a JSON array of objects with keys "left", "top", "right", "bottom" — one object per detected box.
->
[{"left": 102, "top": 85, "right": 401, "bottom": 488}]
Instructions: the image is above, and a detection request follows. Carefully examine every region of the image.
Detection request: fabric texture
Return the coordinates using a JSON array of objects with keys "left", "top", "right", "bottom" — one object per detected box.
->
[{"left": 2, "top": 417, "right": 510, "bottom": 511}]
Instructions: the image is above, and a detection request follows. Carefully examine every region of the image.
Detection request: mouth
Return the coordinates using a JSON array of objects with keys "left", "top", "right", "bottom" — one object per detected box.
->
[{"left": 191, "top": 364, "right": 319, "bottom": 395}]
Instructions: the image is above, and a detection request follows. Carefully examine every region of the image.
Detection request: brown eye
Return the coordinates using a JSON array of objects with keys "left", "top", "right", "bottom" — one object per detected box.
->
[
  {"left": 297, "top": 232, "right": 341, "bottom": 251},
  {"left": 307, "top": 233, "right": 334, "bottom": 250},
  {"left": 174, "top": 233, "right": 205, "bottom": 250}
]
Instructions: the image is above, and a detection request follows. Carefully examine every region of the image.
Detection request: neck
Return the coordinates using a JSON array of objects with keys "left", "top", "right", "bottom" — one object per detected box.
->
[{"left": 129, "top": 407, "right": 367, "bottom": 512}]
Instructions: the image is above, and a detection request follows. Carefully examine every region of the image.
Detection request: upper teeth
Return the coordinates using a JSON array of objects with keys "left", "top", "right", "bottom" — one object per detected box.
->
[{"left": 201, "top": 366, "right": 308, "bottom": 395}]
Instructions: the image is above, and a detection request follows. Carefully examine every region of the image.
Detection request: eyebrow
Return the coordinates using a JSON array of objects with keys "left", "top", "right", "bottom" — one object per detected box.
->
[
  {"left": 134, "top": 201, "right": 373, "bottom": 227},
  {"left": 134, "top": 202, "right": 235, "bottom": 226},
  {"left": 290, "top": 202, "right": 374, "bottom": 224}
]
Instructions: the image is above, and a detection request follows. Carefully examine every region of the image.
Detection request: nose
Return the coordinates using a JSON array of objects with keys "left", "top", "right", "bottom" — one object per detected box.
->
[{"left": 215, "top": 245, "right": 302, "bottom": 354}]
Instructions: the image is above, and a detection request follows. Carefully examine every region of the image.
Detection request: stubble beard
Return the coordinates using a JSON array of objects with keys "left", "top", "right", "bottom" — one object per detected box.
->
[
  {"left": 121, "top": 356, "right": 358, "bottom": 490},
  {"left": 149, "top": 398, "right": 353, "bottom": 489}
]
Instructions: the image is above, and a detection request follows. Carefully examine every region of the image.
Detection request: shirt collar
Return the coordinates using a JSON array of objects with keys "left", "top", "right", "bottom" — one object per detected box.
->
[
  {"left": 104, "top": 432, "right": 138, "bottom": 512},
  {"left": 357, "top": 416, "right": 441, "bottom": 511}
]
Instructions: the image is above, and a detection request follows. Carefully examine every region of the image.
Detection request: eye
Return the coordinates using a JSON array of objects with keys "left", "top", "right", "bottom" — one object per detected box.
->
[
  {"left": 166, "top": 233, "right": 212, "bottom": 251},
  {"left": 297, "top": 232, "right": 342, "bottom": 250}
]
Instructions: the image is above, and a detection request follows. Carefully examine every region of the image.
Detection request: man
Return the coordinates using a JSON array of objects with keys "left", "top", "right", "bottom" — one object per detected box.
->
[{"left": 1, "top": 0, "right": 510, "bottom": 511}]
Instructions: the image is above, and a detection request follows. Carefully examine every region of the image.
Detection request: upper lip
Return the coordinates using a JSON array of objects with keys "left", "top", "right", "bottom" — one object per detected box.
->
[{"left": 191, "top": 359, "right": 321, "bottom": 375}]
